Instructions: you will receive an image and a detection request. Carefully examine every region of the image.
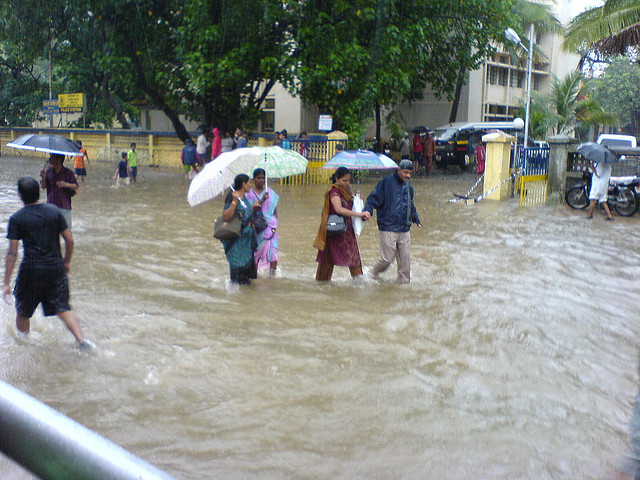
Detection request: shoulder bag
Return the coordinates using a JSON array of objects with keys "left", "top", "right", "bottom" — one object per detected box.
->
[
  {"left": 326, "top": 213, "right": 347, "bottom": 236},
  {"left": 214, "top": 213, "right": 242, "bottom": 240}
]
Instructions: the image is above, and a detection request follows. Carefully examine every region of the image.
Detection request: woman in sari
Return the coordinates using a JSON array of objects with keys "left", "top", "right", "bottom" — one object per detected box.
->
[
  {"left": 313, "top": 167, "right": 370, "bottom": 281},
  {"left": 220, "top": 174, "right": 257, "bottom": 285},
  {"left": 246, "top": 168, "right": 279, "bottom": 275}
]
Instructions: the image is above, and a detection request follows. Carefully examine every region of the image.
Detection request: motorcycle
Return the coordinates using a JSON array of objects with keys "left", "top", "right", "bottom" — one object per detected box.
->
[{"left": 565, "top": 168, "right": 640, "bottom": 216}]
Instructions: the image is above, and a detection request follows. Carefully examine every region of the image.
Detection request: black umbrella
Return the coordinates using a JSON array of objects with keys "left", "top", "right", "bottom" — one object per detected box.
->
[
  {"left": 412, "top": 126, "right": 429, "bottom": 133},
  {"left": 6, "top": 134, "right": 83, "bottom": 157},
  {"left": 576, "top": 142, "right": 619, "bottom": 164}
]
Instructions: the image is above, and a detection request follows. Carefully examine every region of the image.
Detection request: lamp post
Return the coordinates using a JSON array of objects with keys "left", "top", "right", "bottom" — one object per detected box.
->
[{"left": 505, "top": 25, "right": 534, "bottom": 150}]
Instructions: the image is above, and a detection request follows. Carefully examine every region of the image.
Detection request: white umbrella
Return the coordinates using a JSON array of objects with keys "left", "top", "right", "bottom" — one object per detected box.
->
[
  {"left": 187, "top": 146, "right": 308, "bottom": 207},
  {"left": 187, "top": 149, "right": 252, "bottom": 206}
]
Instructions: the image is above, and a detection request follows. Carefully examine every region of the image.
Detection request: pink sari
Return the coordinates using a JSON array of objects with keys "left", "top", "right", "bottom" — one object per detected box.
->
[{"left": 246, "top": 187, "right": 279, "bottom": 270}]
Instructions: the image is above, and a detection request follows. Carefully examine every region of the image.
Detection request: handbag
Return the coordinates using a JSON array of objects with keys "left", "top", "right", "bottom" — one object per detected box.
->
[
  {"left": 326, "top": 214, "right": 347, "bottom": 236},
  {"left": 252, "top": 210, "right": 268, "bottom": 234},
  {"left": 213, "top": 213, "right": 242, "bottom": 240}
]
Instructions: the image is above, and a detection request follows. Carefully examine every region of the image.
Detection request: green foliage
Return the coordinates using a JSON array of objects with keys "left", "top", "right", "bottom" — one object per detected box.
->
[
  {"left": 0, "top": 0, "right": 525, "bottom": 142},
  {"left": 514, "top": 71, "right": 615, "bottom": 138},
  {"left": 513, "top": 92, "right": 557, "bottom": 140},
  {"left": 564, "top": 0, "right": 640, "bottom": 56},
  {"left": 292, "top": 0, "right": 515, "bottom": 133},
  {"left": 593, "top": 57, "right": 640, "bottom": 135}
]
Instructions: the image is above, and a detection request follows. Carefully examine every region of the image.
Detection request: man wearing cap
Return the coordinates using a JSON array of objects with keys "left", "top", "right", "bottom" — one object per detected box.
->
[{"left": 364, "top": 159, "right": 422, "bottom": 284}]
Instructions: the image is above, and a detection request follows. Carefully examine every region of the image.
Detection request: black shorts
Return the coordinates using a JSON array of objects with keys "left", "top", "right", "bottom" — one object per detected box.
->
[{"left": 14, "top": 266, "right": 71, "bottom": 318}]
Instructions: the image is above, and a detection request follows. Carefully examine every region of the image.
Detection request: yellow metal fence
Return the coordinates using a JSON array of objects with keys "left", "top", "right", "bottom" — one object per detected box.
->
[{"left": 0, "top": 128, "right": 346, "bottom": 185}]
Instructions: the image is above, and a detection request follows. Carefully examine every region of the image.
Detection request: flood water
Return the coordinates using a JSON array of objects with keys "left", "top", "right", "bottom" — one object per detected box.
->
[{"left": 1, "top": 154, "right": 639, "bottom": 479}]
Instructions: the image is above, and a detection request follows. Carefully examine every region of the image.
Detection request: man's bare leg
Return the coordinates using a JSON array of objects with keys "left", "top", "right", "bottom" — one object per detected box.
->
[{"left": 57, "top": 310, "right": 84, "bottom": 343}]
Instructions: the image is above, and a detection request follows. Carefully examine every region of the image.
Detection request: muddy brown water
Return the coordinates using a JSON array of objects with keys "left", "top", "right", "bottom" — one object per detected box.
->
[{"left": 1, "top": 155, "right": 639, "bottom": 479}]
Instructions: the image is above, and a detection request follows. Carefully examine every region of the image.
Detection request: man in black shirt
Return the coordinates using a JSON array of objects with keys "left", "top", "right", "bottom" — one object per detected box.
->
[{"left": 3, "top": 177, "right": 89, "bottom": 349}]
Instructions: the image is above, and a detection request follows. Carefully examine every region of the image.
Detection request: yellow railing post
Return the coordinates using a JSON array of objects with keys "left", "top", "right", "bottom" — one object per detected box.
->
[{"left": 148, "top": 134, "right": 155, "bottom": 167}]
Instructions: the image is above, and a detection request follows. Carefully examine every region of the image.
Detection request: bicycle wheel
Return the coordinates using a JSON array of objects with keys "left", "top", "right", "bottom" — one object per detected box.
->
[
  {"left": 565, "top": 186, "right": 589, "bottom": 209},
  {"left": 614, "top": 187, "right": 638, "bottom": 216}
]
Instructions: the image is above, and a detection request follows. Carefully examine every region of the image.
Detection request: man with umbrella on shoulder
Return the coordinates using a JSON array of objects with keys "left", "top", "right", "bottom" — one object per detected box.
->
[{"left": 40, "top": 153, "right": 78, "bottom": 229}]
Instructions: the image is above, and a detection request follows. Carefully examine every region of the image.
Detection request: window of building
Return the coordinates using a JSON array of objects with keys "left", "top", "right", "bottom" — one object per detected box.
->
[
  {"left": 483, "top": 104, "right": 513, "bottom": 121},
  {"left": 261, "top": 98, "right": 275, "bottom": 132},
  {"left": 510, "top": 71, "right": 524, "bottom": 88},
  {"left": 533, "top": 75, "right": 541, "bottom": 91},
  {"left": 488, "top": 66, "right": 509, "bottom": 86}
]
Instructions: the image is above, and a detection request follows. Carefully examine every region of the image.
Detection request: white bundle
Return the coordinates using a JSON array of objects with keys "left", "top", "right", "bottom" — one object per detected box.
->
[{"left": 352, "top": 193, "right": 364, "bottom": 236}]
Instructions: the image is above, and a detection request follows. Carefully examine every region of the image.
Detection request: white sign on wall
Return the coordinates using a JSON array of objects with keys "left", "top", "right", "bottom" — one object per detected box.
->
[{"left": 318, "top": 115, "right": 333, "bottom": 132}]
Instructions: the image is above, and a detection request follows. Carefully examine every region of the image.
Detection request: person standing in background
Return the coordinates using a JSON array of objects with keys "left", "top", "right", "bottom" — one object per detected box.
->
[
  {"left": 74, "top": 140, "right": 91, "bottom": 182},
  {"left": 399, "top": 133, "right": 411, "bottom": 160},
  {"left": 280, "top": 130, "right": 291, "bottom": 150},
  {"left": 211, "top": 127, "right": 222, "bottom": 160},
  {"left": 236, "top": 128, "right": 248, "bottom": 149},
  {"left": 423, "top": 131, "right": 435, "bottom": 175},
  {"left": 127, "top": 142, "right": 138, "bottom": 184},
  {"left": 113, "top": 152, "right": 129, "bottom": 186},
  {"left": 412, "top": 132, "right": 424, "bottom": 175},
  {"left": 196, "top": 130, "right": 210, "bottom": 167},
  {"left": 221, "top": 130, "right": 234, "bottom": 153}
]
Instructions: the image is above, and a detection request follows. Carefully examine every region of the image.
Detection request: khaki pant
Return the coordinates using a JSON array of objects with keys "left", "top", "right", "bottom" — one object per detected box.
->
[{"left": 371, "top": 230, "right": 411, "bottom": 284}]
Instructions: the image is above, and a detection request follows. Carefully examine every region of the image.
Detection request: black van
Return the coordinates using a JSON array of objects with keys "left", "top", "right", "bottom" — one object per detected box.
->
[{"left": 433, "top": 121, "right": 522, "bottom": 169}]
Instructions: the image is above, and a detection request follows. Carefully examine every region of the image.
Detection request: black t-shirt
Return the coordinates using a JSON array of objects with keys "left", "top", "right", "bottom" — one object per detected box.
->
[{"left": 7, "top": 203, "right": 67, "bottom": 268}]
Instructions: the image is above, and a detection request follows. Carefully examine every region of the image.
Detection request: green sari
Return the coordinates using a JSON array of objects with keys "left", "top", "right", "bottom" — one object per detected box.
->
[{"left": 220, "top": 194, "right": 257, "bottom": 284}]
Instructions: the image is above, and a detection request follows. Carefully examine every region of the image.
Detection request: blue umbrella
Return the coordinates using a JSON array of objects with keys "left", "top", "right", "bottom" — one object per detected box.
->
[
  {"left": 322, "top": 150, "right": 398, "bottom": 170},
  {"left": 576, "top": 142, "right": 619, "bottom": 164}
]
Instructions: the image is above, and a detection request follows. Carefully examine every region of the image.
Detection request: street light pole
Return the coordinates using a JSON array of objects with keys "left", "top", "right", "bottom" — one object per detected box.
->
[
  {"left": 524, "top": 23, "right": 534, "bottom": 150},
  {"left": 505, "top": 25, "right": 534, "bottom": 150}
]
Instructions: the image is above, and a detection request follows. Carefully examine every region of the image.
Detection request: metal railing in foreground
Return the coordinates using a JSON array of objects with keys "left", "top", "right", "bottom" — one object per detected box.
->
[{"left": 0, "top": 379, "right": 176, "bottom": 480}]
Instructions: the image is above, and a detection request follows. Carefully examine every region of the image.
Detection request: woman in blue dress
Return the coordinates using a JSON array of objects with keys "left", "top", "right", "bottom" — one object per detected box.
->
[{"left": 220, "top": 174, "right": 257, "bottom": 285}]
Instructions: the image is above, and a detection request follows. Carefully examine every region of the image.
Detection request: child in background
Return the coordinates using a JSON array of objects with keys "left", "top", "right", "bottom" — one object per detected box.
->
[
  {"left": 74, "top": 140, "right": 91, "bottom": 182},
  {"left": 113, "top": 152, "right": 129, "bottom": 186}
]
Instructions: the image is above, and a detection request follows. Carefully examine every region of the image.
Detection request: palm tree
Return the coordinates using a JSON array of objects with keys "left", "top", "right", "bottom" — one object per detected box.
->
[
  {"left": 564, "top": 0, "right": 640, "bottom": 56},
  {"left": 548, "top": 71, "right": 615, "bottom": 135}
]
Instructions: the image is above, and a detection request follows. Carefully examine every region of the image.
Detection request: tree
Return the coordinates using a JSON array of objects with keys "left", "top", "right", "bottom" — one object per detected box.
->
[
  {"left": 593, "top": 57, "right": 640, "bottom": 135},
  {"left": 548, "top": 71, "right": 615, "bottom": 136},
  {"left": 564, "top": 0, "right": 640, "bottom": 58},
  {"left": 448, "top": 0, "right": 562, "bottom": 124},
  {"left": 292, "top": 0, "right": 515, "bottom": 146}
]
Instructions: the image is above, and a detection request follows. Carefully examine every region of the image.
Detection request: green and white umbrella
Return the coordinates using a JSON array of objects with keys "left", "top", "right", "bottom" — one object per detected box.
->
[
  {"left": 238, "top": 146, "right": 308, "bottom": 179},
  {"left": 187, "top": 146, "right": 307, "bottom": 207}
]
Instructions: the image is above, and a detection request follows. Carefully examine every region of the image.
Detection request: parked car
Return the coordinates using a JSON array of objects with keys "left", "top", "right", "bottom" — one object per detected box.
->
[
  {"left": 596, "top": 134, "right": 637, "bottom": 148},
  {"left": 433, "top": 121, "right": 523, "bottom": 170}
]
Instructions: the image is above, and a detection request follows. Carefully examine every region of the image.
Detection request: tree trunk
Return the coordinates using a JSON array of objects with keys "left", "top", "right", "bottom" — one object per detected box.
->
[
  {"left": 449, "top": 65, "right": 466, "bottom": 124},
  {"left": 120, "top": 28, "right": 190, "bottom": 143},
  {"left": 375, "top": 103, "right": 381, "bottom": 152},
  {"left": 102, "top": 74, "right": 130, "bottom": 129}
]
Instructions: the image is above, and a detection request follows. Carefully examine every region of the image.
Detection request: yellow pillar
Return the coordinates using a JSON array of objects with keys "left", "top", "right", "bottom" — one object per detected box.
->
[
  {"left": 327, "top": 130, "right": 348, "bottom": 159},
  {"left": 148, "top": 134, "right": 155, "bottom": 166},
  {"left": 482, "top": 131, "right": 515, "bottom": 201}
]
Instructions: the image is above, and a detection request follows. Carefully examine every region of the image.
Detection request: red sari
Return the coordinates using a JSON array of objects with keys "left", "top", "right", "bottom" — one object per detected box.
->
[{"left": 314, "top": 186, "right": 362, "bottom": 280}]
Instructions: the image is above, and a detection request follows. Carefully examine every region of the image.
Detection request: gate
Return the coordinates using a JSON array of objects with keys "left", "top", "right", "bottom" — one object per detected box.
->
[{"left": 514, "top": 145, "right": 550, "bottom": 206}]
